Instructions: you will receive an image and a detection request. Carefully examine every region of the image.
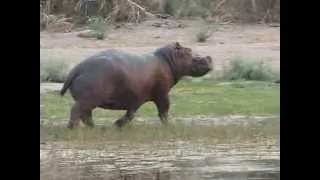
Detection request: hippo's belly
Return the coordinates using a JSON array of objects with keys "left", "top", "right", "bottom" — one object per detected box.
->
[
  {"left": 97, "top": 100, "right": 131, "bottom": 110},
  {"left": 97, "top": 95, "right": 145, "bottom": 110}
]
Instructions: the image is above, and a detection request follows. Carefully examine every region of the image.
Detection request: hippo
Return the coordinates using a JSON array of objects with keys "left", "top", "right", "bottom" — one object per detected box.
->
[{"left": 60, "top": 42, "right": 213, "bottom": 129}]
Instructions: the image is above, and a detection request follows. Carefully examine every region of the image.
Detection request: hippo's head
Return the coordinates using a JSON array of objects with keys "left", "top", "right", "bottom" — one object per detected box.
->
[
  {"left": 154, "top": 42, "right": 213, "bottom": 81},
  {"left": 187, "top": 55, "right": 213, "bottom": 77}
]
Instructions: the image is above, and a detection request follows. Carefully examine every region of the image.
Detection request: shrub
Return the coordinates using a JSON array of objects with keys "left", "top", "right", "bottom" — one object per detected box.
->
[
  {"left": 40, "top": 60, "right": 69, "bottom": 83},
  {"left": 87, "top": 16, "right": 110, "bottom": 40},
  {"left": 221, "top": 57, "right": 277, "bottom": 81},
  {"left": 196, "top": 27, "right": 213, "bottom": 42}
]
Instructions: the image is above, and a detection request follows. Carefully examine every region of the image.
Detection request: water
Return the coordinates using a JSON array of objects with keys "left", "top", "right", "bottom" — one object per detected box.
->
[{"left": 40, "top": 141, "right": 279, "bottom": 180}]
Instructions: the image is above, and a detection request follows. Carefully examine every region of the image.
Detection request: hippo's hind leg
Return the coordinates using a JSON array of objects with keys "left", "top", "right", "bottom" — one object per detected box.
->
[
  {"left": 114, "top": 109, "right": 137, "bottom": 128},
  {"left": 80, "top": 110, "right": 94, "bottom": 128},
  {"left": 67, "top": 102, "right": 82, "bottom": 129},
  {"left": 67, "top": 101, "right": 95, "bottom": 129},
  {"left": 154, "top": 95, "right": 170, "bottom": 126}
]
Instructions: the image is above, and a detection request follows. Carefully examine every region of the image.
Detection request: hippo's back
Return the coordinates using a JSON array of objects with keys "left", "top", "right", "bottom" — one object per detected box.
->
[{"left": 65, "top": 49, "right": 159, "bottom": 95}]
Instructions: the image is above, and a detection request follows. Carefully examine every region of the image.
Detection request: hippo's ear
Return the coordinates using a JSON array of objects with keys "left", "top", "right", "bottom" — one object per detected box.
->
[{"left": 175, "top": 42, "right": 181, "bottom": 49}]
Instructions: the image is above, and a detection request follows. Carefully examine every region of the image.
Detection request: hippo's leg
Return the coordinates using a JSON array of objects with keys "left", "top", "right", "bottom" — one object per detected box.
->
[
  {"left": 68, "top": 101, "right": 95, "bottom": 129},
  {"left": 80, "top": 110, "right": 94, "bottom": 128},
  {"left": 67, "top": 103, "right": 82, "bottom": 129},
  {"left": 114, "top": 109, "right": 137, "bottom": 128},
  {"left": 154, "top": 95, "right": 169, "bottom": 126}
]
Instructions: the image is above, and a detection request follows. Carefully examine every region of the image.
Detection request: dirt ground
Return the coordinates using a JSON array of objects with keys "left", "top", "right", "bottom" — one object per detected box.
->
[{"left": 40, "top": 19, "right": 280, "bottom": 73}]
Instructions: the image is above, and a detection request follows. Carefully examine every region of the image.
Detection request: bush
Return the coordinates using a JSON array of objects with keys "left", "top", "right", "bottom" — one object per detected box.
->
[
  {"left": 221, "top": 57, "right": 277, "bottom": 81},
  {"left": 196, "top": 27, "right": 213, "bottom": 42},
  {"left": 87, "top": 16, "right": 110, "bottom": 40},
  {"left": 40, "top": 60, "right": 69, "bottom": 83}
]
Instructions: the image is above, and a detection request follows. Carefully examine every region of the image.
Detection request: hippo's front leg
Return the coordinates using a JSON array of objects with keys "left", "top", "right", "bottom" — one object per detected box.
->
[
  {"left": 114, "top": 109, "right": 137, "bottom": 128},
  {"left": 154, "top": 95, "right": 170, "bottom": 126}
]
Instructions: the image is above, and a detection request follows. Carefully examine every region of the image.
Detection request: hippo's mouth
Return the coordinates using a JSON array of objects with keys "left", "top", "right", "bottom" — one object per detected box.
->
[{"left": 187, "top": 56, "right": 213, "bottom": 77}]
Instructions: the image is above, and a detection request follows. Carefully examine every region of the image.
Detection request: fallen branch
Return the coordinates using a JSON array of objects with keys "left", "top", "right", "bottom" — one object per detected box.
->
[{"left": 127, "top": 0, "right": 155, "bottom": 18}]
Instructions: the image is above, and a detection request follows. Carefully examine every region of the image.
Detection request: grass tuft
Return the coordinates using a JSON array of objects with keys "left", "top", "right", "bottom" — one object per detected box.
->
[
  {"left": 87, "top": 16, "right": 110, "bottom": 40},
  {"left": 221, "top": 57, "right": 278, "bottom": 81},
  {"left": 196, "top": 27, "right": 213, "bottom": 42}
]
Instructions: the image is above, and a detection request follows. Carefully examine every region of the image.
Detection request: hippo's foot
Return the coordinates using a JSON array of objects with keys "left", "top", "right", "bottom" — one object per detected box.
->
[
  {"left": 114, "top": 119, "right": 126, "bottom": 129},
  {"left": 67, "top": 120, "right": 80, "bottom": 129},
  {"left": 67, "top": 122, "right": 76, "bottom": 129},
  {"left": 114, "top": 110, "right": 137, "bottom": 129},
  {"left": 161, "top": 120, "right": 169, "bottom": 126},
  {"left": 83, "top": 120, "right": 95, "bottom": 128},
  {"left": 158, "top": 112, "right": 169, "bottom": 127}
]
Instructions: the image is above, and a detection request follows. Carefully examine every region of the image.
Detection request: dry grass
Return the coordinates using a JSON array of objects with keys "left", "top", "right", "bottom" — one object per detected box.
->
[
  {"left": 40, "top": 0, "right": 280, "bottom": 30},
  {"left": 201, "top": 0, "right": 280, "bottom": 23},
  {"left": 41, "top": 119, "right": 279, "bottom": 143}
]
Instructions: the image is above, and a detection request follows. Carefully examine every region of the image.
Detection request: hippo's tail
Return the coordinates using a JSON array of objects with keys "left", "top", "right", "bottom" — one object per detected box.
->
[{"left": 60, "top": 70, "right": 76, "bottom": 96}]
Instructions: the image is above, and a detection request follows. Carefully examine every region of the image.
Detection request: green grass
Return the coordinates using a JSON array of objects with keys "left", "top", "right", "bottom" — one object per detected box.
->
[
  {"left": 40, "top": 80, "right": 279, "bottom": 126},
  {"left": 41, "top": 118, "right": 279, "bottom": 144}
]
